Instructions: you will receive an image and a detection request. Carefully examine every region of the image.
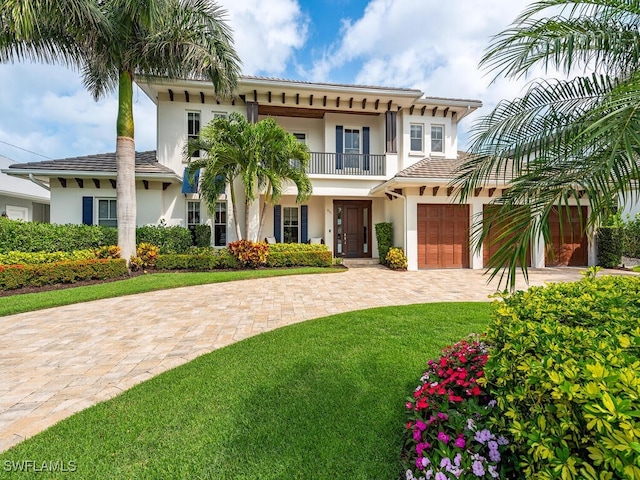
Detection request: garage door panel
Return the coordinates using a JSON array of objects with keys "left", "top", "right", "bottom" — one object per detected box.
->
[
  {"left": 546, "top": 206, "right": 588, "bottom": 266},
  {"left": 482, "top": 205, "right": 532, "bottom": 267},
  {"left": 417, "top": 204, "right": 470, "bottom": 268}
]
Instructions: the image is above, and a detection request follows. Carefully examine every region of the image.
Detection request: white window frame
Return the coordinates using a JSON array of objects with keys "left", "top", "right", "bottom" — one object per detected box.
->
[
  {"left": 212, "top": 111, "right": 227, "bottom": 120},
  {"left": 187, "top": 110, "right": 201, "bottom": 158},
  {"left": 283, "top": 206, "right": 299, "bottom": 244},
  {"left": 214, "top": 201, "right": 227, "bottom": 247},
  {"left": 344, "top": 128, "right": 360, "bottom": 154},
  {"left": 186, "top": 200, "right": 201, "bottom": 230},
  {"left": 431, "top": 125, "right": 444, "bottom": 154},
  {"left": 410, "top": 123, "right": 424, "bottom": 154},
  {"left": 97, "top": 198, "right": 117, "bottom": 227},
  {"left": 292, "top": 132, "right": 307, "bottom": 144}
]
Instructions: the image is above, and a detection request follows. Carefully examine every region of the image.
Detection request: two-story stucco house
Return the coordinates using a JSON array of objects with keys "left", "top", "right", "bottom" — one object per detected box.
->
[{"left": 4, "top": 76, "right": 595, "bottom": 269}]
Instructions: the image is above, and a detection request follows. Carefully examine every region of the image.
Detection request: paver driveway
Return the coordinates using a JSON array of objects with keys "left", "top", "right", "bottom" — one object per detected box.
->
[{"left": 0, "top": 266, "right": 623, "bottom": 452}]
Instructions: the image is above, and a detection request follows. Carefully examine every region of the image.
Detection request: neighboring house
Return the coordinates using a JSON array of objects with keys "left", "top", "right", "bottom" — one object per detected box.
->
[
  {"left": 2, "top": 76, "right": 595, "bottom": 269},
  {"left": 0, "top": 155, "right": 50, "bottom": 222}
]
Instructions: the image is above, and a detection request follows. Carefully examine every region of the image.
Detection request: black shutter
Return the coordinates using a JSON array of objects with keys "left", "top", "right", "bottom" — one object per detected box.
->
[
  {"left": 363, "top": 126, "right": 370, "bottom": 171},
  {"left": 82, "top": 196, "right": 93, "bottom": 225},
  {"left": 336, "top": 125, "right": 343, "bottom": 170},
  {"left": 274, "top": 205, "right": 281, "bottom": 242},
  {"left": 301, "top": 205, "right": 308, "bottom": 243}
]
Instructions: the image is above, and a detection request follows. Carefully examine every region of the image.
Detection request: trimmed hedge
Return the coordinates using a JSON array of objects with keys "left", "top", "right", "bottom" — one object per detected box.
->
[
  {"left": 194, "top": 224, "right": 212, "bottom": 248},
  {"left": 0, "top": 250, "right": 96, "bottom": 265},
  {"left": 484, "top": 276, "right": 640, "bottom": 479},
  {"left": 375, "top": 222, "right": 393, "bottom": 265},
  {"left": 136, "top": 224, "right": 193, "bottom": 253},
  {"left": 0, "top": 218, "right": 117, "bottom": 253},
  {"left": 0, "top": 259, "right": 128, "bottom": 290},
  {"left": 155, "top": 251, "right": 239, "bottom": 270},
  {"left": 596, "top": 226, "right": 623, "bottom": 267},
  {"left": 266, "top": 243, "right": 332, "bottom": 267}
]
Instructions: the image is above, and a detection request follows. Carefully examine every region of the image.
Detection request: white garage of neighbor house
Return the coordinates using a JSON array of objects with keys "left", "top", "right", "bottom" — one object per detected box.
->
[
  {"left": 3, "top": 75, "right": 595, "bottom": 269},
  {"left": 0, "top": 155, "right": 50, "bottom": 222}
]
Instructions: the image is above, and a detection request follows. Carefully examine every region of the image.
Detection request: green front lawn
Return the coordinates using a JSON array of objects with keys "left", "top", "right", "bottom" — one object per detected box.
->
[
  {"left": 0, "top": 302, "right": 491, "bottom": 479},
  {"left": 0, "top": 267, "right": 340, "bottom": 317}
]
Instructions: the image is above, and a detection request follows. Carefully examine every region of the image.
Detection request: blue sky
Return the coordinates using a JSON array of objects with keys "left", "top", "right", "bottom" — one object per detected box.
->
[{"left": 0, "top": 0, "right": 534, "bottom": 163}]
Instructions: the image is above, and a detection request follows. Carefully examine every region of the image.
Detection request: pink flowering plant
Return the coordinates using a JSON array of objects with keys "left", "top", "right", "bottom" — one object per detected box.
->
[{"left": 401, "top": 336, "right": 514, "bottom": 479}]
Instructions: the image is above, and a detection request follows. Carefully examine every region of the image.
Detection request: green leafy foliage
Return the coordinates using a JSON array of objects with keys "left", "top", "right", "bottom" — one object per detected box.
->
[
  {"left": 596, "top": 226, "right": 623, "bottom": 267},
  {"left": 375, "top": 222, "right": 393, "bottom": 265},
  {"left": 484, "top": 276, "right": 640, "bottom": 479},
  {"left": 0, "top": 218, "right": 117, "bottom": 253},
  {"left": 0, "top": 249, "right": 96, "bottom": 265},
  {"left": 266, "top": 243, "right": 332, "bottom": 267},
  {"left": 154, "top": 251, "right": 239, "bottom": 270},
  {"left": 136, "top": 224, "right": 192, "bottom": 254},
  {"left": 0, "top": 259, "right": 128, "bottom": 290},
  {"left": 194, "top": 224, "right": 212, "bottom": 248},
  {"left": 94, "top": 245, "right": 122, "bottom": 259},
  {"left": 621, "top": 214, "right": 640, "bottom": 258},
  {"left": 386, "top": 247, "right": 407, "bottom": 270}
]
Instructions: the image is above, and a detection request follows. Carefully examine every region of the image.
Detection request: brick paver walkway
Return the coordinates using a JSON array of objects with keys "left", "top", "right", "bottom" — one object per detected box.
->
[{"left": 0, "top": 266, "right": 629, "bottom": 451}]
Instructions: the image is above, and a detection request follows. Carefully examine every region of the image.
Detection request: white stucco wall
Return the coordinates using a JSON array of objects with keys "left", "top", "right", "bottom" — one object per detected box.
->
[{"left": 398, "top": 110, "right": 457, "bottom": 171}]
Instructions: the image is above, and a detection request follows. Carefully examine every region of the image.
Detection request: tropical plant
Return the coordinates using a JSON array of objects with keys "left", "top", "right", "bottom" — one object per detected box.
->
[
  {"left": 1, "top": 0, "right": 241, "bottom": 262},
  {"left": 453, "top": 0, "right": 640, "bottom": 289},
  {"left": 187, "top": 112, "right": 312, "bottom": 241}
]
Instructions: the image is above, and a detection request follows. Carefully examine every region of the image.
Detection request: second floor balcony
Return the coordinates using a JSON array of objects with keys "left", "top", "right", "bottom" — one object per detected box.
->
[{"left": 307, "top": 152, "right": 386, "bottom": 176}]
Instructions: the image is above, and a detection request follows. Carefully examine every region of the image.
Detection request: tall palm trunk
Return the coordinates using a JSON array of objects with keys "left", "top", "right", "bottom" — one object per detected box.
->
[
  {"left": 116, "top": 70, "right": 136, "bottom": 264},
  {"left": 229, "top": 181, "right": 242, "bottom": 241},
  {"left": 244, "top": 196, "right": 251, "bottom": 242},
  {"left": 256, "top": 189, "right": 271, "bottom": 241}
]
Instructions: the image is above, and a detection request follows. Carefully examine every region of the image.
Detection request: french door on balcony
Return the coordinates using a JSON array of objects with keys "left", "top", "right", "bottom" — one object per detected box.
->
[{"left": 334, "top": 200, "right": 372, "bottom": 258}]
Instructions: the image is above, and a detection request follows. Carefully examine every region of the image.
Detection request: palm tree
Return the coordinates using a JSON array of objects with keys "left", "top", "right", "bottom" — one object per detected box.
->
[
  {"left": 1, "top": 0, "right": 241, "bottom": 262},
  {"left": 453, "top": 0, "right": 640, "bottom": 288},
  {"left": 187, "top": 112, "right": 312, "bottom": 242}
]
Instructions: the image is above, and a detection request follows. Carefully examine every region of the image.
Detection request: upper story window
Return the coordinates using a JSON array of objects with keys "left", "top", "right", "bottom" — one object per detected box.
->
[
  {"left": 187, "top": 111, "right": 201, "bottom": 157},
  {"left": 293, "top": 132, "right": 306, "bottom": 143},
  {"left": 431, "top": 125, "right": 444, "bottom": 154},
  {"left": 98, "top": 198, "right": 117, "bottom": 227},
  {"left": 410, "top": 124, "right": 423, "bottom": 152},
  {"left": 345, "top": 129, "right": 360, "bottom": 154},
  {"left": 212, "top": 112, "right": 227, "bottom": 120}
]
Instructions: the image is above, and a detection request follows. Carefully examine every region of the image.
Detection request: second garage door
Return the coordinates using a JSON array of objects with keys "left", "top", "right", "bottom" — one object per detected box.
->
[
  {"left": 546, "top": 206, "right": 588, "bottom": 266},
  {"left": 418, "top": 204, "right": 470, "bottom": 268}
]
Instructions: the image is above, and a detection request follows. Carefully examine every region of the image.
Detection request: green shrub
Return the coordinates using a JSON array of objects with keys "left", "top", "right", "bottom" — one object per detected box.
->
[
  {"left": 0, "top": 249, "right": 96, "bottom": 265},
  {"left": 94, "top": 245, "right": 122, "bottom": 259},
  {"left": 136, "top": 224, "right": 192, "bottom": 254},
  {"left": 484, "top": 276, "right": 640, "bottom": 480},
  {"left": 228, "top": 240, "right": 269, "bottom": 268},
  {"left": 194, "top": 224, "right": 212, "bottom": 248},
  {"left": 0, "top": 218, "right": 117, "bottom": 253},
  {"left": 596, "top": 226, "right": 623, "bottom": 267},
  {"left": 622, "top": 213, "right": 640, "bottom": 258},
  {"left": 266, "top": 243, "right": 332, "bottom": 267},
  {"left": 385, "top": 247, "right": 407, "bottom": 270},
  {"left": 375, "top": 222, "right": 393, "bottom": 265},
  {"left": 0, "top": 259, "right": 128, "bottom": 290},
  {"left": 155, "top": 250, "right": 239, "bottom": 270}
]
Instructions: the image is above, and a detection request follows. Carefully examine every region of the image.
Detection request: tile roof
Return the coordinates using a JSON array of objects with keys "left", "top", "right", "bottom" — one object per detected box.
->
[
  {"left": 240, "top": 75, "right": 423, "bottom": 94},
  {"left": 395, "top": 153, "right": 469, "bottom": 180},
  {"left": 7, "top": 151, "right": 176, "bottom": 175}
]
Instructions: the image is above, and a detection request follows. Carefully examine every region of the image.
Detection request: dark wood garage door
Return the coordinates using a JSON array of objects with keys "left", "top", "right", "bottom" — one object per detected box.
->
[
  {"left": 418, "top": 204, "right": 469, "bottom": 268},
  {"left": 546, "top": 206, "right": 588, "bottom": 266},
  {"left": 483, "top": 205, "right": 531, "bottom": 267}
]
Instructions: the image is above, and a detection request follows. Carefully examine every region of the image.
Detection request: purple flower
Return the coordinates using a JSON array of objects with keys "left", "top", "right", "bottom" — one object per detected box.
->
[
  {"left": 437, "top": 431, "right": 450, "bottom": 444},
  {"left": 416, "top": 420, "right": 427, "bottom": 431},
  {"left": 435, "top": 473, "right": 447, "bottom": 480},
  {"left": 416, "top": 442, "right": 431, "bottom": 455},
  {"left": 466, "top": 418, "right": 476, "bottom": 431},
  {"left": 488, "top": 465, "right": 500, "bottom": 478},
  {"left": 437, "top": 412, "right": 449, "bottom": 420},
  {"left": 454, "top": 436, "right": 466, "bottom": 448},
  {"left": 413, "top": 429, "right": 422, "bottom": 441},
  {"left": 488, "top": 399, "right": 497, "bottom": 407},
  {"left": 489, "top": 448, "right": 501, "bottom": 463},
  {"left": 474, "top": 429, "right": 493, "bottom": 444},
  {"left": 425, "top": 469, "right": 434, "bottom": 479},
  {"left": 472, "top": 460, "right": 485, "bottom": 476},
  {"left": 440, "top": 457, "right": 452, "bottom": 470},
  {"left": 497, "top": 435, "right": 509, "bottom": 445},
  {"left": 416, "top": 457, "right": 425, "bottom": 471},
  {"left": 454, "top": 453, "right": 462, "bottom": 467}
]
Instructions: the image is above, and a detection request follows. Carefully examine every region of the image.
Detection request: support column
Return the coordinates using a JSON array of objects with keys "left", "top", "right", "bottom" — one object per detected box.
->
[
  {"left": 470, "top": 200, "right": 484, "bottom": 270},
  {"left": 406, "top": 198, "right": 418, "bottom": 271},
  {"left": 531, "top": 213, "right": 546, "bottom": 268}
]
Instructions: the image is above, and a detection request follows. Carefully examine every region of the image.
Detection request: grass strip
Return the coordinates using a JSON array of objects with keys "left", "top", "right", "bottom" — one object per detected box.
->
[
  {"left": 0, "top": 302, "right": 491, "bottom": 479},
  {"left": 0, "top": 267, "right": 341, "bottom": 317}
]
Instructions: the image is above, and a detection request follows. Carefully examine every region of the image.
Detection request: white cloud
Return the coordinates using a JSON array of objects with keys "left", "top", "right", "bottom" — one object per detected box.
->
[
  {"left": 220, "top": 0, "right": 308, "bottom": 75},
  {"left": 309, "top": 0, "right": 547, "bottom": 146}
]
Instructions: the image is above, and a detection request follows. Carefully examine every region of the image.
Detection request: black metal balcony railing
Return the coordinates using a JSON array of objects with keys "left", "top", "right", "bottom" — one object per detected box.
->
[{"left": 306, "top": 152, "right": 386, "bottom": 176}]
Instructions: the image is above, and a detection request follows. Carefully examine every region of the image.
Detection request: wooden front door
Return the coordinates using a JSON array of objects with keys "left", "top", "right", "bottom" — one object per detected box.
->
[{"left": 334, "top": 200, "right": 372, "bottom": 258}]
